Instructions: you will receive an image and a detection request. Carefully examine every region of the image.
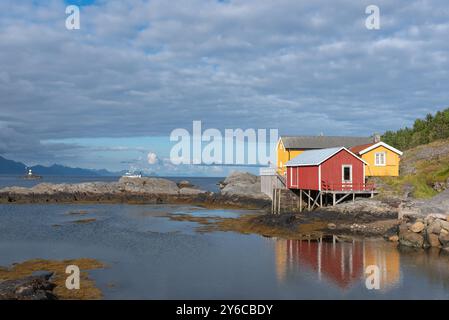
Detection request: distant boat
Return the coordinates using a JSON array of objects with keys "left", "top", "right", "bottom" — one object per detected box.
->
[
  {"left": 122, "top": 171, "right": 142, "bottom": 178},
  {"left": 23, "top": 169, "right": 42, "bottom": 180}
]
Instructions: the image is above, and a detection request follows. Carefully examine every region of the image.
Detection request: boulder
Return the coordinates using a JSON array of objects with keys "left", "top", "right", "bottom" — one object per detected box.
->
[
  {"left": 177, "top": 180, "right": 194, "bottom": 189},
  {"left": 439, "top": 232, "right": 449, "bottom": 247},
  {"left": 399, "top": 230, "right": 424, "bottom": 248},
  {"left": 410, "top": 221, "right": 425, "bottom": 233},
  {"left": 440, "top": 220, "right": 449, "bottom": 232},
  {"left": 220, "top": 171, "right": 270, "bottom": 200},
  {"left": 427, "top": 233, "right": 441, "bottom": 247},
  {"left": 327, "top": 223, "right": 336, "bottom": 230},
  {"left": 388, "top": 235, "right": 399, "bottom": 242},
  {"left": 427, "top": 220, "right": 442, "bottom": 235}
]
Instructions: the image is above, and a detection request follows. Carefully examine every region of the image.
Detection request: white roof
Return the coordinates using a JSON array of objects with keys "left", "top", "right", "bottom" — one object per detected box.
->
[
  {"left": 358, "top": 141, "right": 403, "bottom": 156},
  {"left": 285, "top": 147, "right": 368, "bottom": 167}
]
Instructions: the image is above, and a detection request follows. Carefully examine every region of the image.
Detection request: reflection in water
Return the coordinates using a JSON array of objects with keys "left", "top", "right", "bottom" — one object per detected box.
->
[{"left": 275, "top": 238, "right": 401, "bottom": 291}]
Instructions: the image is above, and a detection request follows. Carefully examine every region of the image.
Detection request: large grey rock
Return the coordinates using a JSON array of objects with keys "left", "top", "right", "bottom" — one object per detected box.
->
[{"left": 220, "top": 171, "right": 270, "bottom": 200}]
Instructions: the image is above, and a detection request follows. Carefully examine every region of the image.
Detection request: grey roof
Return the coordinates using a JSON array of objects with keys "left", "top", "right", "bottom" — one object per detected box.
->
[
  {"left": 280, "top": 135, "right": 373, "bottom": 149},
  {"left": 286, "top": 147, "right": 343, "bottom": 166}
]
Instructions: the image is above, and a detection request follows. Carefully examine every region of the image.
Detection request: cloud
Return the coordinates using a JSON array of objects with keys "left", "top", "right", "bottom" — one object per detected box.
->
[
  {"left": 147, "top": 152, "right": 159, "bottom": 165},
  {"left": 0, "top": 0, "right": 448, "bottom": 172}
]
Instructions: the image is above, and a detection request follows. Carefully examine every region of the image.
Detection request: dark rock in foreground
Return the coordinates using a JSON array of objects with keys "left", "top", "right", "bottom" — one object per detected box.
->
[{"left": 0, "top": 273, "right": 57, "bottom": 300}]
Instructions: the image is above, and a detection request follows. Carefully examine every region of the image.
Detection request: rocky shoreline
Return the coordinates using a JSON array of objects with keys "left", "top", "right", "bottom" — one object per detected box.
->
[{"left": 0, "top": 173, "right": 271, "bottom": 210}]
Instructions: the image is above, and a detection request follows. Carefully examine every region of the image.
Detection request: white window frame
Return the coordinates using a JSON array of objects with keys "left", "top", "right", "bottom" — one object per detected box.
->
[
  {"left": 375, "top": 152, "right": 386, "bottom": 166},
  {"left": 342, "top": 165, "right": 352, "bottom": 183}
]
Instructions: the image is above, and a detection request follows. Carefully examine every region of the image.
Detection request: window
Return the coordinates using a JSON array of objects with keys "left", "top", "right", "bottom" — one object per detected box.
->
[
  {"left": 342, "top": 165, "right": 352, "bottom": 183},
  {"left": 375, "top": 152, "right": 386, "bottom": 166}
]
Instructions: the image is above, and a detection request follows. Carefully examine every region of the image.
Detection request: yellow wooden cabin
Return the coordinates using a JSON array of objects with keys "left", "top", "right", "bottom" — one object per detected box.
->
[{"left": 350, "top": 142, "right": 403, "bottom": 177}]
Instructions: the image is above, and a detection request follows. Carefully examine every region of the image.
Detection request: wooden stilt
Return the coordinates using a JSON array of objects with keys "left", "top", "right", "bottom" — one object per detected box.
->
[
  {"left": 332, "top": 193, "right": 336, "bottom": 206},
  {"left": 299, "top": 190, "right": 302, "bottom": 213}
]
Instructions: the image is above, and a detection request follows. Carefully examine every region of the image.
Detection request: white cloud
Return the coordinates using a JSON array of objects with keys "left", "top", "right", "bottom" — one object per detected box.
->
[{"left": 147, "top": 152, "right": 158, "bottom": 165}]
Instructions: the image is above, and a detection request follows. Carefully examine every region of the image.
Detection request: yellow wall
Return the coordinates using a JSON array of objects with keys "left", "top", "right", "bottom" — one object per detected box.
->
[
  {"left": 362, "top": 145, "right": 401, "bottom": 177},
  {"left": 276, "top": 140, "right": 304, "bottom": 175}
]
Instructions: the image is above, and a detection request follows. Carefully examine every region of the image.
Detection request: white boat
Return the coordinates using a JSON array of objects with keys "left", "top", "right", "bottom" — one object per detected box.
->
[{"left": 123, "top": 171, "right": 142, "bottom": 178}]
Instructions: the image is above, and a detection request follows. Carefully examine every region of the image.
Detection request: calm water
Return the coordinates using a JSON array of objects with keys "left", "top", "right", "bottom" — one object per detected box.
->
[
  {"left": 0, "top": 175, "right": 223, "bottom": 192},
  {"left": 1, "top": 203, "right": 449, "bottom": 299}
]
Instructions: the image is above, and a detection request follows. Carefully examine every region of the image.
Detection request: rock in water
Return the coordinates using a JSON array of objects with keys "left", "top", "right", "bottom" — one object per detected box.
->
[
  {"left": 0, "top": 273, "right": 57, "bottom": 300},
  {"left": 399, "top": 230, "right": 424, "bottom": 248},
  {"left": 388, "top": 235, "right": 399, "bottom": 242},
  {"left": 410, "top": 221, "right": 425, "bottom": 233},
  {"left": 439, "top": 232, "right": 449, "bottom": 247},
  {"left": 177, "top": 180, "right": 194, "bottom": 189},
  {"left": 427, "top": 233, "right": 441, "bottom": 247}
]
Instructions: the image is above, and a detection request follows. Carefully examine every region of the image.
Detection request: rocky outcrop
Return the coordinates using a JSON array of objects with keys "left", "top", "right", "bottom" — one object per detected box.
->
[
  {"left": 319, "top": 198, "right": 399, "bottom": 222},
  {"left": 219, "top": 171, "right": 270, "bottom": 201},
  {"left": 397, "top": 213, "right": 449, "bottom": 250},
  {"left": 0, "top": 174, "right": 271, "bottom": 209},
  {"left": 0, "top": 272, "right": 57, "bottom": 300}
]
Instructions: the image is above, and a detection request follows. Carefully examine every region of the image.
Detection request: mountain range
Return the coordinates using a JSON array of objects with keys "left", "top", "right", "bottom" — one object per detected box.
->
[{"left": 0, "top": 156, "right": 115, "bottom": 176}]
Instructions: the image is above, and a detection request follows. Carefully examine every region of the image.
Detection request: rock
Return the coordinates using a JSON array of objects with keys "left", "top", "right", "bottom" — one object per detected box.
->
[
  {"left": 439, "top": 232, "right": 449, "bottom": 247},
  {"left": 427, "top": 213, "right": 448, "bottom": 220},
  {"left": 427, "top": 233, "right": 441, "bottom": 247},
  {"left": 220, "top": 171, "right": 270, "bottom": 201},
  {"left": 399, "top": 230, "right": 424, "bottom": 248},
  {"left": 177, "top": 180, "right": 194, "bottom": 189},
  {"left": 0, "top": 273, "right": 57, "bottom": 300},
  {"left": 388, "top": 235, "right": 399, "bottom": 242},
  {"left": 440, "top": 220, "right": 449, "bottom": 231},
  {"left": 410, "top": 221, "right": 425, "bottom": 233},
  {"left": 327, "top": 223, "right": 336, "bottom": 230},
  {"left": 427, "top": 220, "right": 442, "bottom": 235}
]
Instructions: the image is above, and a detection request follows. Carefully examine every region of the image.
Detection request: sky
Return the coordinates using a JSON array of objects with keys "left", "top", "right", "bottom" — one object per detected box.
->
[{"left": 0, "top": 0, "right": 448, "bottom": 176}]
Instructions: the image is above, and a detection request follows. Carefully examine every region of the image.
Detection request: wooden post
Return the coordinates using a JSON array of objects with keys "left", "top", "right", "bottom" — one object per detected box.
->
[
  {"left": 332, "top": 193, "right": 336, "bottom": 206},
  {"left": 319, "top": 192, "right": 323, "bottom": 207},
  {"left": 308, "top": 190, "right": 311, "bottom": 211},
  {"left": 352, "top": 192, "right": 355, "bottom": 203},
  {"left": 278, "top": 189, "right": 281, "bottom": 214},
  {"left": 299, "top": 190, "right": 303, "bottom": 213}
]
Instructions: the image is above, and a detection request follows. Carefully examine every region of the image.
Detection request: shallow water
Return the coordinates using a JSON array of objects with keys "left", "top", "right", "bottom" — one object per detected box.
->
[{"left": 0, "top": 203, "right": 449, "bottom": 299}]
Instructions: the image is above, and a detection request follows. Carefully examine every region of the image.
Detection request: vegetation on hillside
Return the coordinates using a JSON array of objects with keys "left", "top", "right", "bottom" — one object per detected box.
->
[
  {"left": 379, "top": 138, "right": 449, "bottom": 199},
  {"left": 382, "top": 107, "right": 449, "bottom": 150}
]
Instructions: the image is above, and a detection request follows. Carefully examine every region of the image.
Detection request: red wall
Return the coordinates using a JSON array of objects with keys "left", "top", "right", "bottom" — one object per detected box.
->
[
  {"left": 287, "top": 149, "right": 365, "bottom": 191},
  {"left": 321, "top": 149, "right": 364, "bottom": 190},
  {"left": 297, "top": 166, "right": 319, "bottom": 190}
]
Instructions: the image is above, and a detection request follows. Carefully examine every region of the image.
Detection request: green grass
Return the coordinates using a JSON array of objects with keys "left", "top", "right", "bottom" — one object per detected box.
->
[{"left": 381, "top": 155, "right": 449, "bottom": 199}]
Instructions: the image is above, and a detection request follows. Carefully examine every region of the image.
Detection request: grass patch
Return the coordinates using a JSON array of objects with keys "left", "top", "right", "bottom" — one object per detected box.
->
[
  {"left": 167, "top": 214, "right": 327, "bottom": 240},
  {"left": 381, "top": 156, "right": 449, "bottom": 199},
  {"left": 0, "top": 258, "right": 105, "bottom": 300}
]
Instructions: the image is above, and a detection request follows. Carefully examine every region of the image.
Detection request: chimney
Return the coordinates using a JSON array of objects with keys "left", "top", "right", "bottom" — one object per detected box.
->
[{"left": 373, "top": 133, "right": 381, "bottom": 143}]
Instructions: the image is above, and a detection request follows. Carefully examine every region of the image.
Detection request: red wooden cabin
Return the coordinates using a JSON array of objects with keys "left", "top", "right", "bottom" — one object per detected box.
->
[{"left": 286, "top": 147, "right": 373, "bottom": 192}]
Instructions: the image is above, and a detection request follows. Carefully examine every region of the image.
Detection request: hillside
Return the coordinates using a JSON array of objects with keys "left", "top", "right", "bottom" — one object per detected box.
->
[
  {"left": 0, "top": 156, "right": 26, "bottom": 174},
  {"left": 380, "top": 138, "right": 449, "bottom": 198},
  {"left": 0, "top": 156, "right": 113, "bottom": 176}
]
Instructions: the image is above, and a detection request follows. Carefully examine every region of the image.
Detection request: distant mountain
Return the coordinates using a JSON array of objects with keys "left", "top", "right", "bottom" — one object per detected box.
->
[
  {"left": 0, "top": 156, "right": 114, "bottom": 176},
  {"left": 0, "top": 156, "right": 26, "bottom": 174}
]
